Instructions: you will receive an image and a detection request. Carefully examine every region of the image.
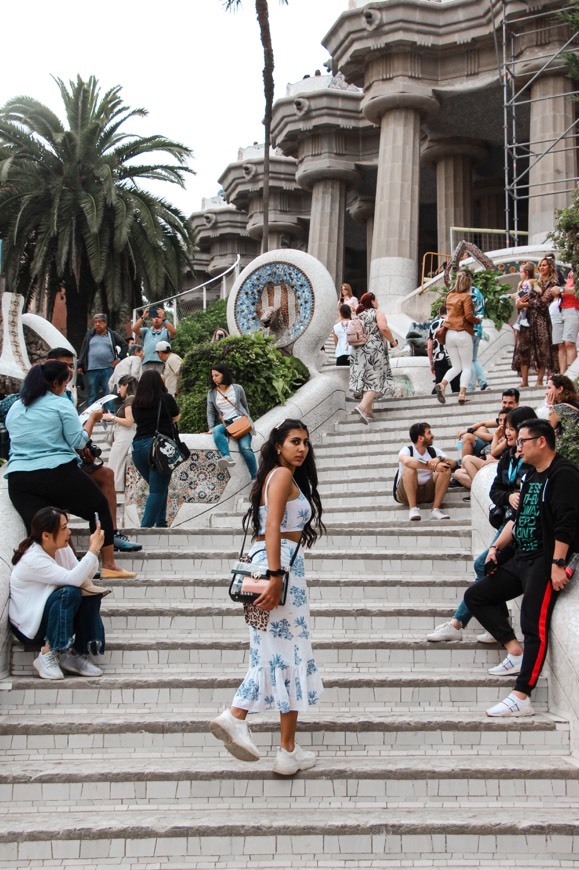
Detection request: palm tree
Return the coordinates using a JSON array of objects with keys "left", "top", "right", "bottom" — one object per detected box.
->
[
  {"left": 224, "top": 0, "right": 288, "bottom": 253},
  {"left": 0, "top": 75, "right": 195, "bottom": 351}
]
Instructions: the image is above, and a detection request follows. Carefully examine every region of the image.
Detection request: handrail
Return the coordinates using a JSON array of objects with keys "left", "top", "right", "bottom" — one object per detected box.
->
[{"left": 132, "top": 254, "right": 241, "bottom": 325}]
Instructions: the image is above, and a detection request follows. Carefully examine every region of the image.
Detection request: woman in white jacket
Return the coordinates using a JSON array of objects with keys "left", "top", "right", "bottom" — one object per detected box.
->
[{"left": 9, "top": 507, "right": 107, "bottom": 681}]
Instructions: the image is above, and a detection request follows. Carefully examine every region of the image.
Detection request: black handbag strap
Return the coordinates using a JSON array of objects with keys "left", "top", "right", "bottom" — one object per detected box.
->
[
  {"left": 155, "top": 396, "right": 176, "bottom": 438},
  {"left": 238, "top": 507, "right": 303, "bottom": 568}
]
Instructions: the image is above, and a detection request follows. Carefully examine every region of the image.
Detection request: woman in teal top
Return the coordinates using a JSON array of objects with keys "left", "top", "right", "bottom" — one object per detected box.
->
[{"left": 6, "top": 361, "right": 134, "bottom": 580}]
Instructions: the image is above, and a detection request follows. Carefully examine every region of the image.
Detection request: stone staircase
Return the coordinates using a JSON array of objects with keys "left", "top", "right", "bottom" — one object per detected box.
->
[{"left": 1, "top": 345, "right": 578, "bottom": 868}]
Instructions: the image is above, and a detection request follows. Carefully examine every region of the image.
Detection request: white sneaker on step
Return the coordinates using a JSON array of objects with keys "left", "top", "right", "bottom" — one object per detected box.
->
[
  {"left": 409, "top": 507, "right": 421, "bottom": 521},
  {"left": 209, "top": 709, "right": 260, "bottom": 762},
  {"left": 59, "top": 649, "right": 103, "bottom": 677},
  {"left": 476, "top": 631, "right": 497, "bottom": 644},
  {"left": 273, "top": 743, "right": 316, "bottom": 776},
  {"left": 488, "top": 652, "right": 523, "bottom": 676},
  {"left": 431, "top": 508, "right": 450, "bottom": 520},
  {"left": 427, "top": 621, "right": 463, "bottom": 642},
  {"left": 486, "top": 692, "right": 534, "bottom": 717},
  {"left": 218, "top": 456, "right": 236, "bottom": 468},
  {"left": 33, "top": 650, "right": 64, "bottom": 680}
]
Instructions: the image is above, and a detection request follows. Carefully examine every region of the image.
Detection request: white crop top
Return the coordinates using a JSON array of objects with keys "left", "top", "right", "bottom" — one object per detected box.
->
[{"left": 258, "top": 467, "right": 312, "bottom": 534}]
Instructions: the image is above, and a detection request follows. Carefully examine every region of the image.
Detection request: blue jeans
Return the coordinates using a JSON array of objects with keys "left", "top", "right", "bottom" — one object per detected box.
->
[
  {"left": 11, "top": 586, "right": 105, "bottom": 655},
  {"left": 132, "top": 436, "right": 172, "bottom": 527},
  {"left": 212, "top": 423, "right": 257, "bottom": 479},
  {"left": 468, "top": 335, "right": 487, "bottom": 391},
  {"left": 453, "top": 526, "right": 502, "bottom": 627},
  {"left": 87, "top": 367, "right": 115, "bottom": 410}
]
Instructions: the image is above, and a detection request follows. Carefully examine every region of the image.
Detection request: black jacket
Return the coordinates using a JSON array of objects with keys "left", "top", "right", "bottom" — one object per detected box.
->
[
  {"left": 78, "top": 327, "right": 128, "bottom": 372},
  {"left": 490, "top": 447, "right": 531, "bottom": 511},
  {"left": 514, "top": 453, "right": 579, "bottom": 562}
]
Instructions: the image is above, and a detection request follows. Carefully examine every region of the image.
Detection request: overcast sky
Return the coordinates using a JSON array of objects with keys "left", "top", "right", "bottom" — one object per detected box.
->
[{"left": 0, "top": 1, "right": 351, "bottom": 216}]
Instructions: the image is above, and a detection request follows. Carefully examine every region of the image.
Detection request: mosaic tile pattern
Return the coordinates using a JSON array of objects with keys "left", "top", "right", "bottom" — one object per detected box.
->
[
  {"left": 233, "top": 261, "right": 314, "bottom": 348},
  {"left": 126, "top": 450, "right": 229, "bottom": 525}
]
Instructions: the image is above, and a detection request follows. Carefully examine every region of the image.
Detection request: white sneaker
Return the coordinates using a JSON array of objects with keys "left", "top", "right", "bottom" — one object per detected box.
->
[
  {"left": 59, "top": 649, "right": 103, "bottom": 677},
  {"left": 409, "top": 507, "right": 421, "bottom": 521},
  {"left": 33, "top": 650, "right": 64, "bottom": 680},
  {"left": 488, "top": 652, "right": 523, "bottom": 676},
  {"left": 486, "top": 692, "right": 534, "bottom": 717},
  {"left": 209, "top": 709, "right": 260, "bottom": 762},
  {"left": 427, "top": 621, "right": 463, "bottom": 642},
  {"left": 431, "top": 508, "right": 450, "bottom": 520},
  {"left": 476, "top": 631, "right": 497, "bottom": 644},
  {"left": 273, "top": 743, "right": 316, "bottom": 776},
  {"left": 218, "top": 456, "right": 236, "bottom": 468}
]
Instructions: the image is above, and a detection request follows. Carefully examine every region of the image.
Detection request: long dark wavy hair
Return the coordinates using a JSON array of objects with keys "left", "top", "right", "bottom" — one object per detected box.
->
[
  {"left": 12, "top": 507, "right": 68, "bottom": 565},
  {"left": 249, "top": 419, "right": 325, "bottom": 548},
  {"left": 356, "top": 292, "right": 376, "bottom": 315},
  {"left": 20, "top": 361, "right": 70, "bottom": 406},
  {"left": 132, "top": 369, "right": 167, "bottom": 409}
]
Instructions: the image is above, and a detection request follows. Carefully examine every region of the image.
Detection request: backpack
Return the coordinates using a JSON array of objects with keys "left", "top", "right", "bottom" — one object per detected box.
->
[
  {"left": 393, "top": 444, "right": 437, "bottom": 502},
  {"left": 346, "top": 315, "right": 368, "bottom": 347}
]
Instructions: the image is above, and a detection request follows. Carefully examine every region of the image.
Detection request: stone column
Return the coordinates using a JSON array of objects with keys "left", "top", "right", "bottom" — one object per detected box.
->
[
  {"left": 528, "top": 74, "right": 577, "bottom": 244},
  {"left": 348, "top": 194, "right": 375, "bottom": 284},
  {"left": 422, "top": 139, "right": 488, "bottom": 257},
  {"left": 307, "top": 178, "right": 347, "bottom": 289},
  {"left": 362, "top": 88, "right": 439, "bottom": 310}
]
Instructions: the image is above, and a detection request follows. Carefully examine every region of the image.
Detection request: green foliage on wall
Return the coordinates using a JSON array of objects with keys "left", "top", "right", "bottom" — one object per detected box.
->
[
  {"left": 549, "top": 190, "right": 579, "bottom": 285},
  {"left": 171, "top": 299, "right": 228, "bottom": 356},
  {"left": 430, "top": 269, "right": 513, "bottom": 329},
  {"left": 177, "top": 331, "right": 309, "bottom": 433}
]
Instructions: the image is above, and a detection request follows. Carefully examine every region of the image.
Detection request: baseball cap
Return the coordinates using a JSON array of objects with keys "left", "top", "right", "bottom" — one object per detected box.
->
[{"left": 155, "top": 340, "right": 171, "bottom": 353}]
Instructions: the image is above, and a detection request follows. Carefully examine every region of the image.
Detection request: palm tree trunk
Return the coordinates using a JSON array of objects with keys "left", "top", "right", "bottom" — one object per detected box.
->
[
  {"left": 256, "top": 0, "right": 274, "bottom": 253},
  {"left": 63, "top": 276, "right": 89, "bottom": 354}
]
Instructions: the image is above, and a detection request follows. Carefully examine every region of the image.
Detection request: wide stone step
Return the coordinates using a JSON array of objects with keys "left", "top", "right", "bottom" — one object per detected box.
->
[
  {"left": 112, "top": 548, "right": 473, "bottom": 578},
  {"left": 3, "top": 667, "right": 545, "bottom": 710},
  {"left": 3, "top": 753, "right": 578, "bottom": 807},
  {"left": 1, "top": 805, "right": 578, "bottom": 867},
  {"left": 10, "top": 630, "right": 505, "bottom": 673},
  {"left": 0, "top": 709, "right": 566, "bottom": 754}
]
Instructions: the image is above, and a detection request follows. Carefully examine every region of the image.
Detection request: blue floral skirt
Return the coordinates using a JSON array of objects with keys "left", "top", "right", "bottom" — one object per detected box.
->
[{"left": 231, "top": 539, "right": 324, "bottom": 714}]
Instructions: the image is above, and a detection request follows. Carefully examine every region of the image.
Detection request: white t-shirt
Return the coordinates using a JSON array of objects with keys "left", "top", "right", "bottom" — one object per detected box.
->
[
  {"left": 215, "top": 385, "right": 239, "bottom": 420},
  {"left": 333, "top": 320, "right": 351, "bottom": 358},
  {"left": 398, "top": 444, "right": 445, "bottom": 485}
]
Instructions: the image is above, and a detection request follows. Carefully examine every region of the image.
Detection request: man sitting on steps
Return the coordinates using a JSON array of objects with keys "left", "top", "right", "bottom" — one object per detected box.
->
[
  {"left": 396, "top": 422, "right": 456, "bottom": 521},
  {"left": 457, "top": 387, "right": 520, "bottom": 459}
]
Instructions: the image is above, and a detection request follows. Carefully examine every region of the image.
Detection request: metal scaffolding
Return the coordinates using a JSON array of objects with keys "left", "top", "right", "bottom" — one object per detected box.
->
[{"left": 497, "top": 0, "right": 579, "bottom": 245}]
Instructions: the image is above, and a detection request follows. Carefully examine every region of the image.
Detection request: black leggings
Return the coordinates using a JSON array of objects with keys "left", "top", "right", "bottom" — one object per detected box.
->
[{"left": 8, "top": 460, "right": 114, "bottom": 547}]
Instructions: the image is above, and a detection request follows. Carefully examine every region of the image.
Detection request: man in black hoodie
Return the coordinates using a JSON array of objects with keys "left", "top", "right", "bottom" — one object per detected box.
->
[{"left": 465, "top": 418, "right": 579, "bottom": 717}]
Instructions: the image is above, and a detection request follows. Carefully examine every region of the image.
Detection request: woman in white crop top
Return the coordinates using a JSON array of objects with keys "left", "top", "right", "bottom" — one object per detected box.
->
[{"left": 210, "top": 419, "right": 325, "bottom": 776}]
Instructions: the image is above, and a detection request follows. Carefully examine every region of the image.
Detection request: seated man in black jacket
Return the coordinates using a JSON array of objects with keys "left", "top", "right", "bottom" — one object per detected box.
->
[{"left": 465, "top": 419, "right": 579, "bottom": 717}]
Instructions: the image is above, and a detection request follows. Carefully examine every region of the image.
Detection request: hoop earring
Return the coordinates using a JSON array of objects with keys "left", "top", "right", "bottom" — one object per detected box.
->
[{"left": 277, "top": 450, "right": 281, "bottom": 455}]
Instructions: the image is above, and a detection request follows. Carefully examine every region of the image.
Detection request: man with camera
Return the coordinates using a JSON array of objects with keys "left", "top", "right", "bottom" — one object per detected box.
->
[
  {"left": 132, "top": 306, "right": 176, "bottom": 374},
  {"left": 465, "top": 418, "right": 579, "bottom": 717},
  {"left": 396, "top": 422, "right": 457, "bottom": 521}
]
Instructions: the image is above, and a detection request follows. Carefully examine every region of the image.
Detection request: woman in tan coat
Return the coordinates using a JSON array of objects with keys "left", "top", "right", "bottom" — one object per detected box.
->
[{"left": 435, "top": 269, "right": 480, "bottom": 406}]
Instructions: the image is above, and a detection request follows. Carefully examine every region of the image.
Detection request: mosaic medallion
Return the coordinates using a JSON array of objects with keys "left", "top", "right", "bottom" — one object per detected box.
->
[{"left": 233, "top": 261, "right": 315, "bottom": 348}]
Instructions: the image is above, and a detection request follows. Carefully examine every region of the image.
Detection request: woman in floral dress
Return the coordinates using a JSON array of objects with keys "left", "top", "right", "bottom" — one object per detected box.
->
[
  {"left": 512, "top": 257, "right": 560, "bottom": 387},
  {"left": 210, "top": 419, "right": 325, "bottom": 776},
  {"left": 349, "top": 292, "right": 398, "bottom": 423}
]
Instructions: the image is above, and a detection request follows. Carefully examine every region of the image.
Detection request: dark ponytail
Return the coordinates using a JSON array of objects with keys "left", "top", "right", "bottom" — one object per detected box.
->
[
  {"left": 12, "top": 507, "right": 68, "bottom": 565},
  {"left": 20, "top": 361, "right": 70, "bottom": 407}
]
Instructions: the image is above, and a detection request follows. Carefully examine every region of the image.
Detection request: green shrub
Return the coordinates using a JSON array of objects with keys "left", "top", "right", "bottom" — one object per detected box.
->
[
  {"left": 178, "top": 331, "right": 309, "bottom": 432},
  {"left": 430, "top": 269, "right": 512, "bottom": 329},
  {"left": 172, "top": 299, "right": 228, "bottom": 356}
]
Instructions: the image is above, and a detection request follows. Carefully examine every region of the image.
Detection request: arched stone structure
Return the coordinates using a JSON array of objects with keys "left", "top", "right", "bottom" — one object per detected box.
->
[{"left": 226, "top": 249, "right": 339, "bottom": 375}]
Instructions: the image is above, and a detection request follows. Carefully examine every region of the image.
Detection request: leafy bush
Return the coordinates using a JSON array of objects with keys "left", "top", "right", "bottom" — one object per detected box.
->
[
  {"left": 178, "top": 331, "right": 309, "bottom": 432},
  {"left": 549, "top": 189, "right": 579, "bottom": 284},
  {"left": 172, "top": 299, "right": 228, "bottom": 356},
  {"left": 430, "top": 269, "right": 512, "bottom": 329}
]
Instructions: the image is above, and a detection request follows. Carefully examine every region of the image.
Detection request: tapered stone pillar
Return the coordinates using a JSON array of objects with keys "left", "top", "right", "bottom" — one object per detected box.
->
[
  {"left": 308, "top": 177, "right": 347, "bottom": 290},
  {"left": 528, "top": 74, "right": 577, "bottom": 244},
  {"left": 348, "top": 194, "right": 375, "bottom": 285},
  {"left": 369, "top": 107, "right": 422, "bottom": 307},
  {"left": 422, "top": 140, "right": 488, "bottom": 256}
]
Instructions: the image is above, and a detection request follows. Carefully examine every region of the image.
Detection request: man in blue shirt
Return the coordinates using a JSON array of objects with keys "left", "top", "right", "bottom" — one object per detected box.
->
[
  {"left": 468, "top": 284, "right": 488, "bottom": 392},
  {"left": 78, "top": 314, "right": 127, "bottom": 409},
  {"left": 132, "top": 306, "right": 176, "bottom": 373}
]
